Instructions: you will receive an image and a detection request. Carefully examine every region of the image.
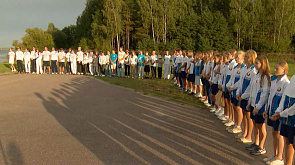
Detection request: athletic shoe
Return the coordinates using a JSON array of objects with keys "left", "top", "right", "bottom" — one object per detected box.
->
[
  {"left": 267, "top": 158, "right": 284, "bottom": 165},
  {"left": 230, "top": 127, "right": 242, "bottom": 134},
  {"left": 209, "top": 108, "right": 216, "bottom": 113},
  {"left": 237, "top": 137, "right": 252, "bottom": 143},
  {"left": 263, "top": 155, "right": 276, "bottom": 162},
  {"left": 201, "top": 98, "right": 207, "bottom": 102},
  {"left": 250, "top": 146, "right": 266, "bottom": 155},
  {"left": 246, "top": 143, "right": 258, "bottom": 151},
  {"left": 222, "top": 118, "right": 230, "bottom": 123},
  {"left": 226, "top": 126, "right": 234, "bottom": 131},
  {"left": 224, "top": 120, "right": 234, "bottom": 127}
]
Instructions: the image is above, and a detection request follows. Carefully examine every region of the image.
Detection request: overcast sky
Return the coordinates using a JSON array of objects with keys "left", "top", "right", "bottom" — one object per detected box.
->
[{"left": 0, "top": 0, "right": 86, "bottom": 48}]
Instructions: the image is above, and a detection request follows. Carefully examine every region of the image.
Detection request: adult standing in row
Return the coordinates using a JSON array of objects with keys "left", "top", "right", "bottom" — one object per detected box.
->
[
  {"left": 43, "top": 47, "right": 51, "bottom": 74},
  {"left": 50, "top": 47, "right": 58, "bottom": 74},
  {"left": 58, "top": 48, "right": 65, "bottom": 74},
  {"left": 9, "top": 48, "right": 16, "bottom": 72},
  {"left": 77, "top": 47, "right": 83, "bottom": 75},
  {"left": 30, "top": 47, "right": 36, "bottom": 73},
  {"left": 16, "top": 47, "right": 24, "bottom": 73},
  {"left": 117, "top": 47, "right": 125, "bottom": 78}
]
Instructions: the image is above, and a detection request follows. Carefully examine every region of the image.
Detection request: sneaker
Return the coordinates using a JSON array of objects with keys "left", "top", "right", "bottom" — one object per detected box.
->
[
  {"left": 230, "top": 127, "right": 242, "bottom": 134},
  {"left": 226, "top": 126, "right": 234, "bottom": 131},
  {"left": 246, "top": 143, "right": 258, "bottom": 151},
  {"left": 237, "top": 137, "right": 252, "bottom": 143},
  {"left": 201, "top": 98, "right": 207, "bottom": 102},
  {"left": 209, "top": 108, "right": 216, "bottom": 113},
  {"left": 224, "top": 120, "right": 235, "bottom": 127},
  {"left": 250, "top": 146, "right": 266, "bottom": 155},
  {"left": 222, "top": 118, "right": 230, "bottom": 123},
  {"left": 267, "top": 158, "right": 284, "bottom": 165},
  {"left": 263, "top": 155, "right": 276, "bottom": 162}
]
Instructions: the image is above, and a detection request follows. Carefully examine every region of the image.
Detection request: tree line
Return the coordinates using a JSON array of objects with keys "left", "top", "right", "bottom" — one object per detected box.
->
[{"left": 13, "top": 0, "right": 295, "bottom": 52}]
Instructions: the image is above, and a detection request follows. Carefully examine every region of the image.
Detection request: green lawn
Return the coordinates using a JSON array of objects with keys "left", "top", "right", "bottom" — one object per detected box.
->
[
  {"left": 96, "top": 76, "right": 205, "bottom": 108},
  {"left": 0, "top": 62, "right": 13, "bottom": 74},
  {"left": 269, "top": 61, "right": 295, "bottom": 77}
]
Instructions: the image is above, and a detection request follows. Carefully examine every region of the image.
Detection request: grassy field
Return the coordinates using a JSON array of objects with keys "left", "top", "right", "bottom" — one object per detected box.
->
[
  {"left": 269, "top": 61, "right": 295, "bottom": 77},
  {"left": 0, "top": 62, "right": 13, "bottom": 74}
]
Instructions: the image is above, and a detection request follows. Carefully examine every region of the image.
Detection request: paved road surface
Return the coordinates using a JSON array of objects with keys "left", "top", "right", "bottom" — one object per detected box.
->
[{"left": 0, "top": 74, "right": 274, "bottom": 165}]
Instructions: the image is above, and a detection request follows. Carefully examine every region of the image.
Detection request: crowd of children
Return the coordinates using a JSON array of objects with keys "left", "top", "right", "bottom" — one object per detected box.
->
[{"left": 7, "top": 46, "right": 295, "bottom": 165}]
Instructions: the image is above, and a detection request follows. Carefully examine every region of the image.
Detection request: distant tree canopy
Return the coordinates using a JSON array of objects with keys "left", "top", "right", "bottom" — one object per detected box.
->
[{"left": 13, "top": 0, "right": 295, "bottom": 52}]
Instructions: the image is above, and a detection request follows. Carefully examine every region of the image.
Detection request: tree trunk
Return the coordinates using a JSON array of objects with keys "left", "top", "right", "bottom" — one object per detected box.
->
[
  {"left": 150, "top": 0, "right": 156, "bottom": 45},
  {"left": 277, "top": 0, "right": 285, "bottom": 43}
]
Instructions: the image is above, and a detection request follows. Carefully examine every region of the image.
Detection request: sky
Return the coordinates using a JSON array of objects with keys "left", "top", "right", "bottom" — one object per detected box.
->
[{"left": 0, "top": 0, "right": 86, "bottom": 48}]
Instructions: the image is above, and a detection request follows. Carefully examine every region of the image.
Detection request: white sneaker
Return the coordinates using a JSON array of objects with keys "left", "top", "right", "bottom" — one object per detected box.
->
[
  {"left": 267, "top": 158, "right": 284, "bottom": 165},
  {"left": 230, "top": 127, "right": 242, "bottom": 134},
  {"left": 224, "top": 120, "right": 234, "bottom": 127},
  {"left": 220, "top": 116, "right": 228, "bottom": 121},
  {"left": 222, "top": 118, "right": 230, "bottom": 123},
  {"left": 263, "top": 156, "right": 276, "bottom": 162},
  {"left": 209, "top": 108, "right": 216, "bottom": 113}
]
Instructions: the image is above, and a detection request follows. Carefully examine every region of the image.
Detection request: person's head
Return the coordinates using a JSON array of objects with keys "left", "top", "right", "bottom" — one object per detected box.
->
[
  {"left": 152, "top": 50, "right": 156, "bottom": 55},
  {"left": 71, "top": 50, "right": 75, "bottom": 53},
  {"left": 145, "top": 51, "right": 149, "bottom": 56},
  {"left": 255, "top": 55, "right": 271, "bottom": 87},
  {"left": 44, "top": 47, "right": 48, "bottom": 51},
  {"left": 83, "top": 53, "right": 87, "bottom": 57},
  {"left": 9, "top": 48, "right": 13, "bottom": 51},
  {"left": 107, "top": 51, "right": 110, "bottom": 55},
  {"left": 126, "top": 49, "right": 129, "bottom": 54},
  {"left": 187, "top": 51, "right": 193, "bottom": 58},
  {"left": 132, "top": 51, "right": 136, "bottom": 56},
  {"left": 112, "top": 49, "right": 115, "bottom": 54},
  {"left": 101, "top": 52, "right": 105, "bottom": 55},
  {"left": 235, "top": 51, "right": 245, "bottom": 65},
  {"left": 78, "top": 47, "right": 81, "bottom": 51},
  {"left": 32, "top": 47, "right": 35, "bottom": 51},
  {"left": 85, "top": 50, "right": 88, "bottom": 53},
  {"left": 52, "top": 47, "right": 55, "bottom": 51},
  {"left": 25, "top": 48, "right": 28, "bottom": 52},
  {"left": 166, "top": 51, "right": 169, "bottom": 55},
  {"left": 228, "top": 49, "right": 237, "bottom": 60},
  {"left": 60, "top": 48, "right": 64, "bottom": 52},
  {"left": 68, "top": 48, "right": 72, "bottom": 52},
  {"left": 245, "top": 50, "right": 257, "bottom": 66},
  {"left": 36, "top": 49, "right": 39, "bottom": 53},
  {"left": 214, "top": 54, "right": 221, "bottom": 64},
  {"left": 139, "top": 50, "right": 143, "bottom": 55},
  {"left": 90, "top": 51, "right": 93, "bottom": 55},
  {"left": 96, "top": 51, "right": 99, "bottom": 55},
  {"left": 179, "top": 50, "right": 182, "bottom": 55},
  {"left": 119, "top": 47, "right": 123, "bottom": 52},
  {"left": 274, "top": 61, "right": 288, "bottom": 76}
]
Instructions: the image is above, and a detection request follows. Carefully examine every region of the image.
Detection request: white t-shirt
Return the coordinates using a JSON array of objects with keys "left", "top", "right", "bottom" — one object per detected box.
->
[
  {"left": 9, "top": 51, "right": 15, "bottom": 60},
  {"left": 99, "top": 55, "right": 106, "bottom": 65},
  {"left": 88, "top": 55, "right": 93, "bottom": 64},
  {"left": 164, "top": 55, "right": 171, "bottom": 65},
  {"left": 118, "top": 51, "right": 125, "bottom": 64},
  {"left": 187, "top": 57, "right": 194, "bottom": 74},
  {"left": 43, "top": 51, "right": 50, "bottom": 61},
  {"left": 129, "top": 55, "right": 138, "bottom": 65},
  {"left": 50, "top": 51, "right": 58, "bottom": 61},
  {"left": 16, "top": 51, "right": 24, "bottom": 61},
  {"left": 70, "top": 53, "right": 77, "bottom": 63},
  {"left": 150, "top": 55, "right": 157, "bottom": 67},
  {"left": 66, "top": 52, "right": 71, "bottom": 62},
  {"left": 181, "top": 56, "right": 188, "bottom": 71},
  {"left": 24, "top": 52, "right": 31, "bottom": 61},
  {"left": 77, "top": 51, "right": 83, "bottom": 62},
  {"left": 58, "top": 52, "right": 65, "bottom": 62},
  {"left": 30, "top": 51, "right": 36, "bottom": 59}
]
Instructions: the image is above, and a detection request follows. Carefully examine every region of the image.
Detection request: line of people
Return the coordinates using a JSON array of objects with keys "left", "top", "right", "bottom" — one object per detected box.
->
[{"left": 174, "top": 49, "right": 295, "bottom": 165}]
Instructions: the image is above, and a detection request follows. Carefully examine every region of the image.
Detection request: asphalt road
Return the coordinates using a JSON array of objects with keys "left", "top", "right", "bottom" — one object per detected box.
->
[{"left": 0, "top": 74, "right": 275, "bottom": 165}]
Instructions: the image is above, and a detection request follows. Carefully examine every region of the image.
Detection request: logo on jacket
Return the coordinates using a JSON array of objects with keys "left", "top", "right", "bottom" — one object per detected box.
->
[
  {"left": 237, "top": 71, "right": 240, "bottom": 74},
  {"left": 247, "top": 72, "right": 250, "bottom": 76},
  {"left": 229, "top": 67, "right": 232, "bottom": 71},
  {"left": 277, "top": 87, "right": 282, "bottom": 92}
]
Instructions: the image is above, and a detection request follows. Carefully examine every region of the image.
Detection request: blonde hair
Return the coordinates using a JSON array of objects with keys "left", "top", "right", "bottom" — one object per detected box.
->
[
  {"left": 256, "top": 55, "right": 271, "bottom": 87},
  {"left": 187, "top": 51, "right": 194, "bottom": 58},
  {"left": 245, "top": 50, "right": 257, "bottom": 66},
  {"left": 277, "top": 61, "right": 289, "bottom": 76},
  {"left": 236, "top": 50, "right": 245, "bottom": 58}
]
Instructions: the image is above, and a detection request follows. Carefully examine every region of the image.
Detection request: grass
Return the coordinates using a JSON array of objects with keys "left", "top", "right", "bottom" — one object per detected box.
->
[
  {"left": 0, "top": 62, "right": 13, "bottom": 74},
  {"left": 269, "top": 61, "right": 295, "bottom": 77},
  {"left": 96, "top": 76, "right": 205, "bottom": 108}
]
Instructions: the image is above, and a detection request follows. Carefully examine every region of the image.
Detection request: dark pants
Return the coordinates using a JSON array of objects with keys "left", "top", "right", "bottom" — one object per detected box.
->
[
  {"left": 66, "top": 62, "right": 71, "bottom": 73},
  {"left": 51, "top": 60, "right": 58, "bottom": 73},
  {"left": 77, "top": 61, "right": 82, "bottom": 73},
  {"left": 83, "top": 64, "right": 88, "bottom": 74},
  {"left": 31, "top": 59, "right": 36, "bottom": 73},
  {"left": 17, "top": 60, "right": 23, "bottom": 73},
  {"left": 158, "top": 67, "right": 162, "bottom": 78},
  {"left": 93, "top": 65, "right": 98, "bottom": 75},
  {"left": 151, "top": 66, "right": 156, "bottom": 78},
  {"left": 125, "top": 64, "right": 130, "bottom": 77}
]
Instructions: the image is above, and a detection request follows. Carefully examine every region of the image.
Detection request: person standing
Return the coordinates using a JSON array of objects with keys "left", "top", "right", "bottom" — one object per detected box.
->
[
  {"left": 117, "top": 47, "right": 126, "bottom": 78},
  {"left": 35, "top": 49, "right": 43, "bottom": 74},
  {"left": 110, "top": 50, "right": 118, "bottom": 77},
  {"left": 124, "top": 50, "right": 130, "bottom": 78},
  {"left": 137, "top": 50, "right": 145, "bottom": 79},
  {"left": 65, "top": 49, "right": 72, "bottom": 74},
  {"left": 164, "top": 51, "right": 171, "bottom": 79},
  {"left": 106, "top": 51, "right": 111, "bottom": 77},
  {"left": 16, "top": 47, "right": 24, "bottom": 73},
  {"left": 24, "top": 48, "right": 31, "bottom": 73},
  {"left": 58, "top": 49, "right": 65, "bottom": 74},
  {"left": 8, "top": 48, "right": 16, "bottom": 72},
  {"left": 150, "top": 50, "right": 157, "bottom": 78},
  {"left": 88, "top": 51, "right": 94, "bottom": 75},
  {"left": 50, "top": 47, "right": 58, "bottom": 74},
  {"left": 43, "top": 47, "right": 51, "bottom": 74},
  {"left": 30, "top": 47, "right": 36, "bottom": 73},
  {"left": 129, "top": 51, "right": 138, "bottom": 78},
  {"left": 76, "top": 47, "right": 83, "bottom": 75},
  {"left": 71, "top": 50, "right": 77, "bottom": 74},
  {"left": 157, "top": 54, "right": 164, "bottom": 79},
  {"left": 99, "top": 52, "right": 106, "bottom": 76},
  {"left": 93, "top": 53, "right": 99, "bottom": 76}
]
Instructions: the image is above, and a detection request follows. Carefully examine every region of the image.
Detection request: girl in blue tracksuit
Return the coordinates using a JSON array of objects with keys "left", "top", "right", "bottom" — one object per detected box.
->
[
  {"left": 236, "top": 50, "right": 257, "bottom": 143},
  {"left": 246, "top": 55, "right": 271, "bottom": 155},
  {"left": 271, "top": 59, "right": 295, "bottom": 165},
  {"left": 262, "top": 61, "right": 289, "bottom": 164},
  {"left": 194, "top": 52, "right": 204, "bottom": 98},
  {"left": 226, "top": 51, "right": 247, "bottom": 133}
]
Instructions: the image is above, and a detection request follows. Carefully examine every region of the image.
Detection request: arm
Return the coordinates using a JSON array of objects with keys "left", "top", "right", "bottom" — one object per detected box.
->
[{"left": 255, "top": 76, "right": 270, "bottom": 110}]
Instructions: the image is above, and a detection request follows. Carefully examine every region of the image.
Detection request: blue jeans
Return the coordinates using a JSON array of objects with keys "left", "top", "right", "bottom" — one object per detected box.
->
[{"left": 117, "top": 63, "right": 125, "bottom": 77}]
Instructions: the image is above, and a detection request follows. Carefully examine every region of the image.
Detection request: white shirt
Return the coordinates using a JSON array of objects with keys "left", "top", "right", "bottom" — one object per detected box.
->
[
  {"left": 210, "top": 64, "right": 221, "bottom": 84},
  {"left": 129, "top": 55, "right": 138, "bottom": 65},
  {"left": 42, "top": 51, "right": 50, "bottom": 61},
  {"left": 58, "top": 52, "right": 65, "bottom": 62},
  {"left": 150, "top": 55, "right": 157, "bottom": 67},
  {"left": 30, "top": 51, "right": 36, "bottom": 59},
  {"left": 164, "top": 55, "right": 171, "bottom": 65},
  {"left": 118, "top": 51, "right": 125, "bottom": 64},
  {"left": 50, "top": 51, "right": 58, "bottom": 61},
  {"left": 105, "top": 55, "right": 110, "bottom": 63},
  {"left": 9, "top": 51, "right": 15, "bottom": 59},
  {"left": 16, "top": 51, "right": 24, "bottom": 61},
  {"left": 66, "top": 52, "right": 71, "bottom": 62},
  {"left": 88, "top": 55, "right": 93, "bottom": 64},
  {"left": 181, "top": 56, "right": 188, "bottom": 71},
  {"left": 82, "top": 56, "right": 88, "bottom": 65},
  {"left": 36, "top": 52, "right": 42, "bottom": 61},
  {"left": 99, "top": 55, "right": 106, "bottom": 65},
  {"left": 23, "top": 52, "right": 31, "bottom": 61},
  {"left": 187, "top": 57, "right": 194, "bottom": 74},
  {"left": 77, "top": 51, "right": 83, "bottom": 62},
  {"left": 70, "top": 53, "right": 77, "bottom": 63},
  {"left": 237, "top": 65, "right": 257, "bottom": 99}
]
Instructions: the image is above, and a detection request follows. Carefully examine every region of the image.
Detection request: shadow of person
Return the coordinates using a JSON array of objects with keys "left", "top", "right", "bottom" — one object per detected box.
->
[{"left": 6, "top": 142, "right": 24, "bottom": 165}]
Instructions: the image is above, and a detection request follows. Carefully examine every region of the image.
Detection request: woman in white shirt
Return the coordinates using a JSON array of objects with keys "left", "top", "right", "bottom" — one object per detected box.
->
[
  {"left": 8, "top": 48, "right": 16, "bottom": 72},
  {"left": 70, "top": 50, "right": 77, "bottom": 74},
  {"left": 35, "top": 49, "right": 43, "bottom": 74},
  {"left": 24, "top": 48, "right": 31, "bottom": 73},
  {"left": 129, "top": 51, "right": 138, "bottom": 78},
  {"left": 164, "top": 51, "right": 171, "bottom": 79}
]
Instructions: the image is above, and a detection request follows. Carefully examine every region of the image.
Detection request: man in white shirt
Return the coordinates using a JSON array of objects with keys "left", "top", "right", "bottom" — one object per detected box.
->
[
  {"left": 150, "top": 50, "right": 158, "bottom": 78},
  {"left": 65, "top": 48, "right": 72, "bottom": 74},
  {"left": 88, "top": 51, "right": 94, "bottom": 75},
  {"left": 77, "top": 47, "right": 83, "bottom": 75},
  {"left": 164, "top": 50, "right": 171, "bottom": 79},
  {"left": 58, "top": 48, "right": 65, "bottom": 74},
  {"left": 99, "top": 52, "right": 106, "bottom": 76},
  {"left": 117, "top": 47, "right": 126, "bottom": 77},
  {"left": 16, "top": 47, "right": 24, "bottom": 73},
  {"left": 50, "top": 47, "right": 58, "bottom": 74},
  {"left": 30, "top": 47, "right": 36, "bottom": 73},
  {"left": 43, "top": 47, "right": 51, "bottom": 74}
]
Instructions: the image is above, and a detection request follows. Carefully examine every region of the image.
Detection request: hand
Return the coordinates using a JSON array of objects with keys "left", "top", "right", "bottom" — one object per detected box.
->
[
  {"left": 227, "top": 87, "right": 232, "bottom": 93},
  {"left": 246, "top": 105, "right": 250, "bottom": 111},
  {"left": 218, "top": 85, "right": 222, "bottom": 90},
  {"left": 270, "top": 112, "right": 281, "bottom": 121},
  {"left": 209, "top": 81, "right": 213, "bottom": 86},
  {"left": 253, "top": 108, "right": 259, "bottom": 115},
  {"left": 262, "top": 111, "right": 267, "bottom": 119},
  {"left": 236, "top": 95, "right": 241, "bottom": 101}
]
